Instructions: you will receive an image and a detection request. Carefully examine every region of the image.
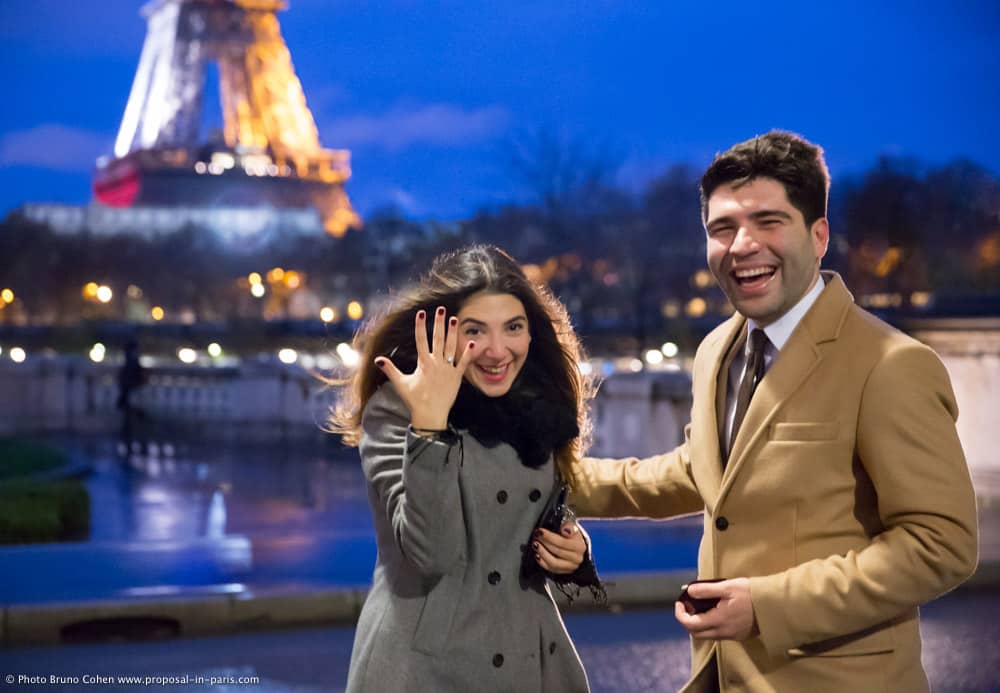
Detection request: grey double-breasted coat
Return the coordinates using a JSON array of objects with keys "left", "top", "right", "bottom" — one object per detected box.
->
[{"left": 346, "top": 383, "right": 590, "bottom": 693}]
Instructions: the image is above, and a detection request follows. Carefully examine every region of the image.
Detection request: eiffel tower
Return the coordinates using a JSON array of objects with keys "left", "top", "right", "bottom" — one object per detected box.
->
[{"left": 93, "top": 0, "right": 359, "bottom": 236}]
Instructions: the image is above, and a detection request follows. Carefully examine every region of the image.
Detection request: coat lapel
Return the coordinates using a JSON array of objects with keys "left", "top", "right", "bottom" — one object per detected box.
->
[
  {"left": 691, "top": 314, "right": 745, "bottom": 506},
  {"left": 718, "top": 272, "right": 853, "bottom": 503}
]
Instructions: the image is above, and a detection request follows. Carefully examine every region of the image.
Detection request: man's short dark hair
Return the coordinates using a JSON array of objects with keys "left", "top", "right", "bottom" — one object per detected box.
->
[{"left": 699, "top": 130, "right": 830, "bottom": 227}]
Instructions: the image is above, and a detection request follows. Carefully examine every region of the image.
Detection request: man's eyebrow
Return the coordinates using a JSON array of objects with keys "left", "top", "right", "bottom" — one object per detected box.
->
[
  {"left": 749, "top": 209, "right": 793, "bottom": 220},
  {"left": 706, "top": 215, "right": 736, "bottom": 229},
  {"left": 706, "top": 209, "right": 792, "bottom": 227}
]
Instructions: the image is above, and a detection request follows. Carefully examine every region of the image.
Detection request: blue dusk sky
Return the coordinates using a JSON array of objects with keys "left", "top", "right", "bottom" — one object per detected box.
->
[{"left": 0, "top": 0, "right": 997, "bottom": 220}]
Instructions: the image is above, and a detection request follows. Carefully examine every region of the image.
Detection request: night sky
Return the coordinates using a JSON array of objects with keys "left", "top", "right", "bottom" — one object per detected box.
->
[{"left": 1, "top": 0, "right": 997, "bottom": 220}]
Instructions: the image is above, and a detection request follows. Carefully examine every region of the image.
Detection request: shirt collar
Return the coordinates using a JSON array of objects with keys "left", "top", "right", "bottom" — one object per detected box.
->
[{"left": 747, "top": 273, "right": 825, "bottom": 353}]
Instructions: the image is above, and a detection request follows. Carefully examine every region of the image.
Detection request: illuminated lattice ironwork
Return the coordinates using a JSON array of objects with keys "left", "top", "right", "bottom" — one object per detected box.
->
[{"left": 94, "top": 0, "right": 359, "bottom": 236}]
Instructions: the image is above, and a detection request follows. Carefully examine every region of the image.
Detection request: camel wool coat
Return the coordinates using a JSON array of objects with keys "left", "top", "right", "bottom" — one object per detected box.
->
[
  {"left": 571, "top": 272, "right": 978, "bottom": 693},
  {"left": 346, "top": 383, "right": 590, "bottom": 693}
]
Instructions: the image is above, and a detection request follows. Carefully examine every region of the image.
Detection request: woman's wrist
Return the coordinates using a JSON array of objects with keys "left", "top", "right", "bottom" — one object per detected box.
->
[{"left": 410, "top": 416, "right": 448, "bottom": 431}]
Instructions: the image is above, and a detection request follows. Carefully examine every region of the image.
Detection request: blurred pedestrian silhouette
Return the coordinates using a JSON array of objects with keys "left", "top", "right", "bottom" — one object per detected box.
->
[{"left": 117, "top": 339, "right": 146, "bottom": 453}]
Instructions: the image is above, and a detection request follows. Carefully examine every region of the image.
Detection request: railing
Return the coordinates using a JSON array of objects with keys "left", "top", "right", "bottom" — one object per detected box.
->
[{"left": 0, "top": 357, "right": 692, "bottom": 455}]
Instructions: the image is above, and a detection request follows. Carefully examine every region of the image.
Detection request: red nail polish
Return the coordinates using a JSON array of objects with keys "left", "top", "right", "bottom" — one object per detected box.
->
[{"left": 417, "top": 310, "right": 425, "bottom": 319}]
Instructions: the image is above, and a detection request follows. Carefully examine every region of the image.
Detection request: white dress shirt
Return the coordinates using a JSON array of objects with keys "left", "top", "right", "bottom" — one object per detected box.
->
[{"left": 723, "top": 274, "right": 827, "bottom": 455}]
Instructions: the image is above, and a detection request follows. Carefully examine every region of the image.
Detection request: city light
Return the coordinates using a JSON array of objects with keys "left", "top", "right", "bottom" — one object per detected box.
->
[
  {"left": 207, "top": 342, "right": 223, "bottom": 358},
  {"left": 268, "top": 267, "right": 285, "bottom": 283},
  {"left": 96, "top": 285, "right": 113, "bottom": 303},
  {"left": 911, "top": 291, "right": 932, "bottom": 308},
  {"left": 320, "top": 306, "right": 337, "bottom": 323},
  {"left": 1, "top": 289, "right": 13, "bottom": 304},
  {"left": 628, "top": 358, "right": 644, "bottom": 373},
  {"left": 284, "top": 271, "right": 301, "bottom": 289},
  {"left": 248, "top": 272, "right": 262, "bottom": 285},
  {"left": 336, "top": 342, "right": 360, "bottom": 368},
  {"left": 685, "top": 297, "right": 707, "bottom": 318},
  {"left": 661, "top": 301, "right": 681, "bottom": 319},
  {"left": 278, "top": 348, "right": 298, "bottom": 364},
  {"left": 644, "top": 349, "right": 664, "bottom": 366},
  {"left": 151, "top": 306, "right": 165, "bottom": 321},
  {"left": 177, "top": 347, "right": 197, "bottom": 364},
  {"left": 692, "top": 270, "right": 714, "bottom": 289},
  {"left": 250, "top": 283, "right": 266, "bottom": 298},
  {"left": 9, "top": 347, "right": 26, "bottom": 363},
  {"left": 89, "top": 343, "right": 106, "bottom": 363},
  {"left": 661, "top": 341, "right": 679, "bottom": 358},
  {"left": 83, "top": 282, "right": 99, "bottom": 299},
  {"left": 347, "top": 301, "right": 363, "bottom": 320},
  {"left": 127, "top": 285, "right": 144, "bottom": 299}
]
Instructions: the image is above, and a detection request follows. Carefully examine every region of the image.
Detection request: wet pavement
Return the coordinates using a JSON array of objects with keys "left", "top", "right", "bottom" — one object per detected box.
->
[
  {"left": 1, "top": 588, "right": 998, "bottom": 692},
  {"left": 2, "top": 432, "right": 999, "bottom": 691},
  {"left": 1, "top": 433, "right": 700, "bottom": 604}
]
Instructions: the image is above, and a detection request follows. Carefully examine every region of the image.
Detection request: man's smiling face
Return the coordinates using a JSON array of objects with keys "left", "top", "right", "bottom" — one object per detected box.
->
[{"left": 704, "top": 177, "right": 828, "bottom": 326}]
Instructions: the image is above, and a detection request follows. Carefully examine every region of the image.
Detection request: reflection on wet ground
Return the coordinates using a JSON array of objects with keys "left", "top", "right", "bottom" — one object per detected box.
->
[
  {"left": 2, "top": 590, "right": 997, "bottom": 692},
  {"left": 1, "top": 432, "right": 702, "bottom": 603}
]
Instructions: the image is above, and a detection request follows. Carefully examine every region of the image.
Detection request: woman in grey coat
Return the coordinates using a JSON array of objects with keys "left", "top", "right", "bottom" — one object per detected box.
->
[{"left": 332, "top": 245, "right": 600, "bottom": 693}]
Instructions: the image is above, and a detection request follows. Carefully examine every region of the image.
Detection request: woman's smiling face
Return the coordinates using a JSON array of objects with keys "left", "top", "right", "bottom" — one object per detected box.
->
[{"left": 456, "top": 291, "right": 531, "bottom": 397}]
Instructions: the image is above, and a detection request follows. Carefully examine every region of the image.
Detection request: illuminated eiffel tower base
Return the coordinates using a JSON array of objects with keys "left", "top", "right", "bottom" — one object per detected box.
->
[{"left": 93, "top": 0, "right": 359, "bottom": 237}]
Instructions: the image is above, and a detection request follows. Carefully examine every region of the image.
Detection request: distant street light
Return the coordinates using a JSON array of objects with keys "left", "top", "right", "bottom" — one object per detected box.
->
[
  {"left": 96, "top": 285, "right": 113, "bottom": 303},
  {"left": 661, "top": 341, "right": 679, "bottom": 358},
  {"left": 151, "top": 306, "right": 165, "bottom": 321},
  {"left": 251, "top": 283, "right": 266, "bottom": 298},
  {"left": 278, "top": 348, "right": 298, "bottom": 364},
  {"left": 0, "top": 289, "right": 13, "bottom": 304},
  {"left": 177, "top": 347, "right": 197, "bottom": 364},
  {"left": 320, "top": 306, "right": 337, "bottom": 323},
  {"left": 207, "top": 343, "right": 223, "bottom": 357},
  {"left": 347, "top": 301, "right": 363, "bottom": 320},
  {"left": 9, "top": 347, "right": 26, "bottom": 363},
  {"left": 336, "top": 342, "right": 359, "bottom": 368},
  {"left": 89, "top": 343, "right": 106, "bottom": 363},
  {"left": 645, "top": 349, "right": 664, "bottom": 366},
  {"left": 685, "top": 297, "right": 707, "bottom": 318}
]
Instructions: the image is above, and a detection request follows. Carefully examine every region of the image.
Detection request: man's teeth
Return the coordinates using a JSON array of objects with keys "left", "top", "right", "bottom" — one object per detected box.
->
[{"left": 734, "top": 267, "right": 774, "bottom": 279}]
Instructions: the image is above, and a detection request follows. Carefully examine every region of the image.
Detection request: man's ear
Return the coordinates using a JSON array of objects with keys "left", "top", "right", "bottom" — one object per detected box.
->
[{"left": 811, "top": 217, "right": 830, "bottom": 260}]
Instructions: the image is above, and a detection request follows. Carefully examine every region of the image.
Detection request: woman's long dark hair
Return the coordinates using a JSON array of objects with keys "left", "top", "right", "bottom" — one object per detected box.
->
[{"left": 329, "top": 244, "right": 594, "bottom": 485}]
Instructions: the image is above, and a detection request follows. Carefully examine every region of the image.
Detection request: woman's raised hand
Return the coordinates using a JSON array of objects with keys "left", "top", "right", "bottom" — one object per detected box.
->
[{"left": 374, "top": 306, "right": 479, "bottom": 430}]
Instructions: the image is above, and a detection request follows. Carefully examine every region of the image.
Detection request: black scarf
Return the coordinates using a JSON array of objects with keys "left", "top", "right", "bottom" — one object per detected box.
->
[{"left": 448, "top": 359, "right": 579, "bottom": 468}]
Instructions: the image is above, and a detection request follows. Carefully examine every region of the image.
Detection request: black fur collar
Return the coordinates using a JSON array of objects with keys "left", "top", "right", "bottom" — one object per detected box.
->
[{"left": 449, "top": 359, "right": 578, "bottom": 468}]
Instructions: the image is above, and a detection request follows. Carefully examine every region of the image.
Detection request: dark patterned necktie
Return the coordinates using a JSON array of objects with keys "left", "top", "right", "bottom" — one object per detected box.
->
[{"left": 727, "top": 329, "right": 768, "bottom": 461}]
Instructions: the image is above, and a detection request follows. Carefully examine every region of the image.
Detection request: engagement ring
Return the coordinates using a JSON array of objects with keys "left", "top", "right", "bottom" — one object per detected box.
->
[{"left": 446, "top": 356, "right": 454, "bottom": 365}]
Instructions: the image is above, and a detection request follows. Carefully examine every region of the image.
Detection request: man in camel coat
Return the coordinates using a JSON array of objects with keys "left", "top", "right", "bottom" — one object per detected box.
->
[{"left": 570, "top": 131, "right": 978, "bottom": 692}]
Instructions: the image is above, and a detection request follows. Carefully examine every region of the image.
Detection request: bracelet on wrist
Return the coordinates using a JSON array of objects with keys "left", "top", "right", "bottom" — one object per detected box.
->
[
  {"left": 412, "top": 426, "right": 449, "bottom": 436},
  {"left": 409, "top": 424, "right": 459, "bottom": 444}
]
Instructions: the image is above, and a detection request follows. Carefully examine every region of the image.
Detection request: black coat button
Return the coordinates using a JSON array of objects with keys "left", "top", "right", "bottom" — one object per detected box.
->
[
  {"left": 492, "top": 653, "right": 504, "bottom": 667},
  {"left": 488, "top": 571, "right": 501, "bottom": 585},
  {"left": 715, "top": 516, "right": 729, "bottom": 531},
  {"left": 497, "top": 490, "right": 508, "bottom": 504},
  {"left": 529, "top": 489, "right": 541, "bottom": 502},
  {"left": 549, "top": 641, "right": 557, "bottom": 654}
]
